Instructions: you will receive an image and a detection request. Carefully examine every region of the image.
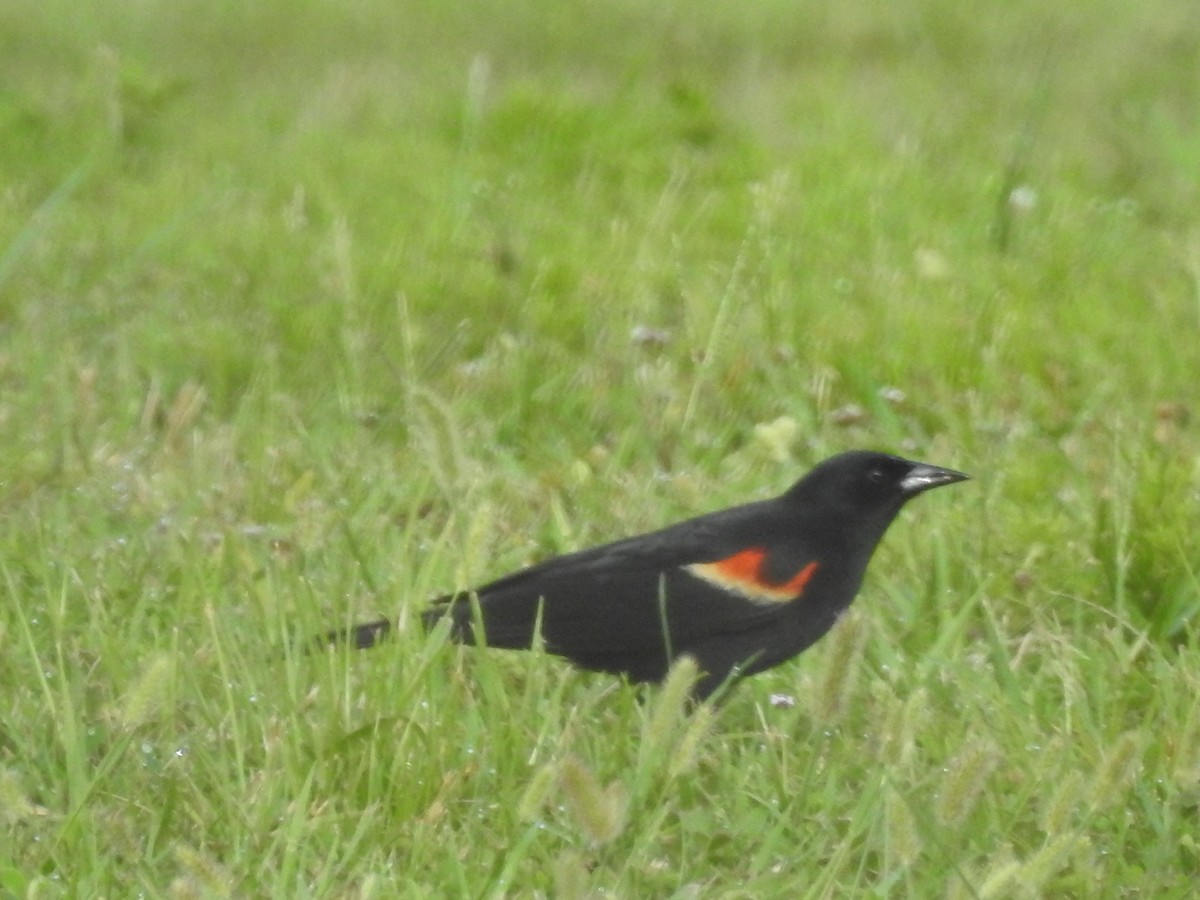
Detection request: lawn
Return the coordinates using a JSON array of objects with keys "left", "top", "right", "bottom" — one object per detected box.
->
[{"left": 2, "top": 0, "right": 1199, "bottom": 896}]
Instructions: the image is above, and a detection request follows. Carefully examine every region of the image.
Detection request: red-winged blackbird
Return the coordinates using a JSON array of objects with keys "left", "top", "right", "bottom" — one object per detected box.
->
[{"left": 332, "top": 451, "right": 968, "bottom": 699}]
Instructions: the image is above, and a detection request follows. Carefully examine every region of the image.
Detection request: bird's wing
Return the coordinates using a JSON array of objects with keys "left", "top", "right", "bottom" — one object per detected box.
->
[{"left": 437, "top": 502, "right": 817, "bottom": 658}]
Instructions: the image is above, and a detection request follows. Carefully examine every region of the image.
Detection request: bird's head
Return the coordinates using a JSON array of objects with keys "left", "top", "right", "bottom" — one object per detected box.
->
[{"left": 784, "top": 450, "right": 969, "bottom": 522}]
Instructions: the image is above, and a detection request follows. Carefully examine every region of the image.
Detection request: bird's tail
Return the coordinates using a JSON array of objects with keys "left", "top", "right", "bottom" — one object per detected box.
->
[
  {"left": 420, "top": 595, "right": 475, "bottom": 641},
  {"left": 321, "top": 617, "right": 394, "bottom": 650},
  {"left": 318, "top": 594, "right": 473, "bottom": 653}
]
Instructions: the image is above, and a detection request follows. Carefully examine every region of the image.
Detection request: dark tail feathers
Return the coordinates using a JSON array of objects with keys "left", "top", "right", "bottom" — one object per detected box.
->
[
  {"left": 320, "top": 595, "right": 474, "bottom": 652},
  {"left": 323, "top": 617, "right": 393, "bottom": 650}
]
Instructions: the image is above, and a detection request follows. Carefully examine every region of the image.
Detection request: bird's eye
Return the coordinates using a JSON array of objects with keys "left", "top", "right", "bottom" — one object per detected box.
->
[{"left": 867, "top": 468, "right": 886, "bottom": 484}]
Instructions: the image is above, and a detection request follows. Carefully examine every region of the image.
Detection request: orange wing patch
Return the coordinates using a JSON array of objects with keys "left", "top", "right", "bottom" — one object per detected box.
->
[{"left": 685, "top": 548, "right": 819, "bottom": 604}]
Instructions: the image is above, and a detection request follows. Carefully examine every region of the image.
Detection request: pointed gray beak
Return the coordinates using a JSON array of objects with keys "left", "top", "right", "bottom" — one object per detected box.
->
[{"left": 900, "top": 463, "right": 971, "bottom": 495}]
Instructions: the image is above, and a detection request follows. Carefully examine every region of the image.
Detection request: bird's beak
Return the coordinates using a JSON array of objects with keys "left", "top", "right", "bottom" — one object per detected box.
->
[{"left": 900, "top": 463, "right": 971, "bottom": 495}]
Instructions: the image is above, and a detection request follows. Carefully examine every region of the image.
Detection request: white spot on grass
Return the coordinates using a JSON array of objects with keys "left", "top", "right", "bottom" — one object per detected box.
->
[{"left": 1008, "top": 185, "right": 1037, "bottom": 212}]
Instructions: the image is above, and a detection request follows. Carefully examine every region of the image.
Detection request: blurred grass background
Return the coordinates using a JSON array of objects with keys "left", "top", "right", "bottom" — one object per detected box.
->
[{"left": 1, "top": 0, "right": 1198, "bottom": 896}]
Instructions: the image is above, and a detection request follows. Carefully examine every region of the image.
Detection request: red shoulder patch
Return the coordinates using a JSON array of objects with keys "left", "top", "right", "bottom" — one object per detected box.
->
[{"left": 685, "top": 548, "right": 819, "bottom": 604}]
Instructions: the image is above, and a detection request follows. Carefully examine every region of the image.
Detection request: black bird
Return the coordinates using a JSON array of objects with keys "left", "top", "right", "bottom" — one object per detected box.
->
[{"left": 330, "top": 451, "right": 968, "bottom": 699}]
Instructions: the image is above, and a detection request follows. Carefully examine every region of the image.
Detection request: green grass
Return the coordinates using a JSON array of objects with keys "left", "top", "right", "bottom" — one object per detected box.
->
[{"left": 2, "top": 0, "right": 1199, "bottom": 895}]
